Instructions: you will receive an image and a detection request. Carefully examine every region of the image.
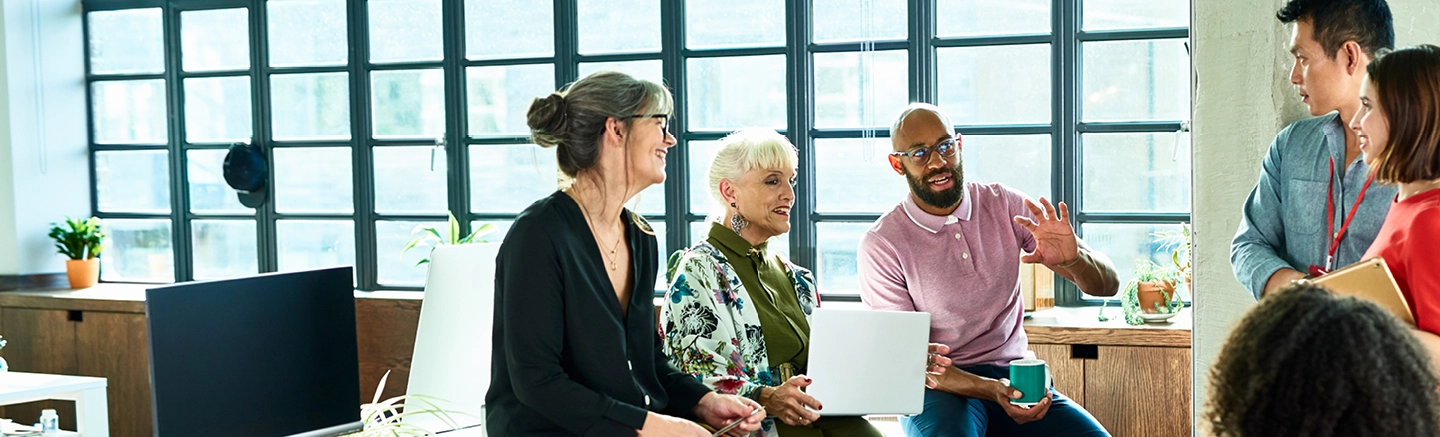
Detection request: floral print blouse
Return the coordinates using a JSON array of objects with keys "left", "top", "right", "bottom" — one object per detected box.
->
[{"left": 660, "top": 241, "right": 819, "bottom": 437}]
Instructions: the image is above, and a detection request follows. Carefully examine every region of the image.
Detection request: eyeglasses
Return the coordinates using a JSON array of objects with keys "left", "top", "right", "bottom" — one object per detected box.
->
[
  {"left": 625, "top": 113, "right": 672, "bottom": 137},
  {"left": 889, "top": 138, "right": 959, "bottom": 165}
]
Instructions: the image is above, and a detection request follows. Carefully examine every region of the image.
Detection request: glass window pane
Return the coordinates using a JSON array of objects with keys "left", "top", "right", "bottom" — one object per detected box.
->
[
  {"left": 470, "top": 144, "right": 558, "bottom": 213},
  {"left": 812, "top": 0, "right": 907, "bottom": 43},
  {"left": 377, "top": 220, "right": 446, "bottom": 286},
  {"left": 96, "top": 150, "right": 170, "bottom": 213},
  {"left": 268, "top": 0, "right": 348, "bottom": 67},
  {"left": 1084, "top": 0, "right": 1189, "bottom": 31},
  {"left": 372, "top": 69, "right": 446, "bottom": 139},
  {"left": 815, "top": 138, "right": 907, "bottom": 213},
  {"left": 964, "top": 134, "right": 1052, "bottom": 201},
  {"left": 88, "top": 8, "right": 164, "bottom": 75},
  {"left": 651, "top": 221, "right": 668, "bottom": 290},
  {"left": 816, "top": 222, "right": 872, "bottom": 294},
  {"left": 101, "top": 219, "right": 174, "bottom": 282},
  {"left": 687, "top": 55, "right": 787, "bottom": 130},
  {"left": 578, "top": 60, "right": 664, "bottom": 85},
  {"left": 936, "top": 0, "right": 1050, "bottom": 37},
  {"left": 181, "top": 8, "right": 250, "bottom": 72},
  {"left": 187, "top": 149, "right": 251, "bottom": 214},
  {"left": 578, "top": 0, "right": 661, "bottom": 54},
  {"left": 465, "top": 0, "right": 553, "bottom": 60},
  {"left": 814, "top": 50, "right": 909, "bottom": 128},
  {"left": 277, "top": 220, "right": 356, "bottom": 274},
  {"left": 1082, "top": 39, "right": 1190, "bottom": 122},
  {"left": 192, "top": 220, "right": 258, "bottom": 280},
  {"left": 275, "top": 147, "right": 354, "bottom": 213},
  {"left": 184, "top": 77, "right": 252, "bottom": 144},
  {"left": 272, "top": 72, "right": 351, "bottom": 141},
  {"left": 471, "top": 220, "right": 513, "bottom": 243},
  {"left": 374, "top": 147, "right": 448, "bottom": 214},
  {"left": 688, "top": 140, "right": 722, "bottom": 216},
  {"left": 633, "top": 184, "right": 665, "bottom": 216},
  {"left": 368, "top": 0, "right": 442, "bottom": 63},
  {"left": 937, "top": 45, "right": 1051, "bottom": 125},
  {"left": 1080, "top": 223, "right": 1189, "bottom": 301},
  {"left": 685, "top": 0, "right": 785, "bottom": 49},
  {"left": 91, "top": 80, "right": 168, "bottom": 144},
  {"left": 1082, "top": 133, "right": 1190, "bottom": 213},
  {"left": 467, "top": 64, "right": 554, "bottom": 136}
]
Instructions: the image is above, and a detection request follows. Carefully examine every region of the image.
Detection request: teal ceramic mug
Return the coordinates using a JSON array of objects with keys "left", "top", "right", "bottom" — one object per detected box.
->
[{"left": 1008, "top": 358, "right": 1051, "bottom": 406}]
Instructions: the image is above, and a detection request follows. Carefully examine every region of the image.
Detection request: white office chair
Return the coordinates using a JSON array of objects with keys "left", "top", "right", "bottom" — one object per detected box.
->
[{"left": 405, "top": 243, "right": 502, "bottom": 436}]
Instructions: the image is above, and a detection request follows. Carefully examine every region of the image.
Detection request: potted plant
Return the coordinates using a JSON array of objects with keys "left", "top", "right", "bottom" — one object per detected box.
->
[
  {"left": 48, "top": 217, "right": 105, "bottom": 289},
  {"left": 401, "top": 212, "right": 496, "bottom": 266},
  {"left": 354, "top": 370, "right": 467, "bottom": 436},
  {"left": 1152, "top": 224, "right": 1192, "bottom": 295},
  {"left": 1119, "top": 259, "right": 1183, "bottom": 325}
]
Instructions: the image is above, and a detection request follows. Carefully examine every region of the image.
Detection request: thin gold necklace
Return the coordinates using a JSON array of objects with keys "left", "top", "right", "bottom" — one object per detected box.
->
[{"left": 571, "top": 189, "right": 624, "bottom": 271}]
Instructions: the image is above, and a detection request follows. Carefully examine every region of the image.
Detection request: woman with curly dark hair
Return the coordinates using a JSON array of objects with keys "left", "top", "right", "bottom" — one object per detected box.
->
[{"left": 1206, "top": 282, "right": 1440, "bottom": 437}]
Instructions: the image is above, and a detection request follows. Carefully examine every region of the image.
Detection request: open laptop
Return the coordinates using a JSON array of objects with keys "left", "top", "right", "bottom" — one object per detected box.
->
[
  {"left": 405, "top": 243, "right": 503, "bottom": 435},
  {"left": 1314, "top": 257, "right": 1414, "bottom": 325},
  {"left": 804, "top": 308, "right": 931, "bottom": 416}
]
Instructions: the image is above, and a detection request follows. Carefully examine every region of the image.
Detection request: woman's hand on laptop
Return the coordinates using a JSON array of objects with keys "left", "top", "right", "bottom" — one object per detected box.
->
[
  {"left": 758, "top": 376, "right": 822, "bottom": 426},
  {"left": 693, "top": 392, "right": 766, "bottom": 436}
]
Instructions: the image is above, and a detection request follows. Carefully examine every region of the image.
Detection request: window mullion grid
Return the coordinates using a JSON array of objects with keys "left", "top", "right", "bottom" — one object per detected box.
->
[
  {"left": 787, "top": 0, "right": 815, "bottom": 274},
  {"left": 662, "top": 0, "right": 689, "bottom": 263},
  {"left": 443, "top": 0, "right": 471, "bottom": 246},
  {"left": 1056, "top": 0, "right": 1084, "bottom": 305},
  {"left": 252, "top": 1, "right": 277, "bottom": 274},
  {"left": 349, "top": 0, "right": 380, "bottom": 290},
  {"left": 163, "top": 4, "right": 194, "bottom": 282}
]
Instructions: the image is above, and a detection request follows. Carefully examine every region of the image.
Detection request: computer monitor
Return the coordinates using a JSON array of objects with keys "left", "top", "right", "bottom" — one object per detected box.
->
[
  {"left": 405, "top": 243, "right": 501, "bottom": 434},
  {"left": 145, "top": 267, "right": 362, "bottom": 437}
]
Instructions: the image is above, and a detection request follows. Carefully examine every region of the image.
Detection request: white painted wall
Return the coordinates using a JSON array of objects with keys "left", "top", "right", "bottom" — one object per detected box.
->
[
  {"left": 0, "top": 0, "right": 89, "bottom": 276},
  {"left": 1192, "top": 0, "right": 1440, "bottom": 433}
]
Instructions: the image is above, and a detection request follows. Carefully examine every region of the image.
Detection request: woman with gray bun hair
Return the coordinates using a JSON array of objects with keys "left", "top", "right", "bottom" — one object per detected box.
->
[{"left": 486, "top": 71, "right": 766, "bottom": 437}]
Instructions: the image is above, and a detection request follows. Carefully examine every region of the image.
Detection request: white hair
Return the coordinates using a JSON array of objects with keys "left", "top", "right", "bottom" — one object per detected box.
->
[{"left": 707, "top": 128, "right": 798, "bottom": 211}]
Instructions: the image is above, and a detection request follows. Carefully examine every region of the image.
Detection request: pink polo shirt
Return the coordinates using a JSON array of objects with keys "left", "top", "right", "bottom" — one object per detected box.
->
[{"left": 857, "top": 182, "right": 1037, "bottom": 367}]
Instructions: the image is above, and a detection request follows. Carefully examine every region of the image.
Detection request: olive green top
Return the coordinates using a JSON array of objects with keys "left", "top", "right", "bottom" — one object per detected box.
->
[{"left": 707, "top": 223, "right": 811, "bottom": 372}]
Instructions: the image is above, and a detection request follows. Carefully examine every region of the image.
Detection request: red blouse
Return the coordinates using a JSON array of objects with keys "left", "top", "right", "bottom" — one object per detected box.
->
[{"left": 1364, "top": 188, "right": 1440, "bottom": 333}]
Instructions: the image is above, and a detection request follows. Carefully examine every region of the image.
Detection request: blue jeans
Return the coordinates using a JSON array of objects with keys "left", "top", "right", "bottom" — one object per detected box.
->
[{"left": 901, "top": 365, "right": 1109, "bottom": 437}]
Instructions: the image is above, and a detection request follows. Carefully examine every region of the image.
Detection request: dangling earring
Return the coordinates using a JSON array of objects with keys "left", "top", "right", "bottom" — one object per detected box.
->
[{"left": 729, "top": 202, "right": 748, "bottom": 235}]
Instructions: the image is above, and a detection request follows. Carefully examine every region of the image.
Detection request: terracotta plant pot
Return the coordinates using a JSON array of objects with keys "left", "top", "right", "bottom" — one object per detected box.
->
[
  {"left": 65, "top": 258, "right": 100, "bottom": 289},
  {"left": 1136, "top": 280, "right": 1176, "bottom": 314}
]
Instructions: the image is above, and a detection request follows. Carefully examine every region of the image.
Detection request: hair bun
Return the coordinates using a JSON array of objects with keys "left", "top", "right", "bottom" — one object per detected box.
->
[{"left": 527, "top": 93, "right": 568, "bottom": 148}]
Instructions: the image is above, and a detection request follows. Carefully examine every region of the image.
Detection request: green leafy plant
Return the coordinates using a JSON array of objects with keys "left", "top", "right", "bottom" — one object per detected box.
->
[
  {"left": 1119, "top": 259, "right": 1183, "bottom": 325},
  {"left": 1152, "top": 224, "right": 1191, "bottom": 286},
  {"left": 48, "top": 217, "right": 105, "bottom": 260},
  {"left": 401, "top": 212, "right": 495, "bottom": 266},
  {"left": 354, "top": 370, "right": 469, "bottom": 437}
]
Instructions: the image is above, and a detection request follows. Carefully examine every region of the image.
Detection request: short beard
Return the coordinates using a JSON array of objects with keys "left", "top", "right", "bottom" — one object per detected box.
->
[{"left": 904, "top": 157, "right": 965, "bottom": 210}]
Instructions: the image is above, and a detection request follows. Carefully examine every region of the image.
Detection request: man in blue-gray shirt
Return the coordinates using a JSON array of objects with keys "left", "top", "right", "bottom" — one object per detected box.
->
[{"left": 1232, "top": 0, "right": 1397, "bottom": 299}]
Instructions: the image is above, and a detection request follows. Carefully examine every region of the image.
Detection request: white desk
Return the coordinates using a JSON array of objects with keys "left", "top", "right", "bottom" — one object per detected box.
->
[{"left": 0, "top": 372, "right": 107, "bottom": 437}]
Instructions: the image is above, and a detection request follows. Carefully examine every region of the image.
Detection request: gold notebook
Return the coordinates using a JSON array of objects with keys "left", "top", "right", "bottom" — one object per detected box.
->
[{"left": 1313, "top": 257, "right": 1415, "bottom": 326}]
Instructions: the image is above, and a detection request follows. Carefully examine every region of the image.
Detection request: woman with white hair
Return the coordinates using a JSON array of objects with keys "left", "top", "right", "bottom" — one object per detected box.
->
[{"left": 661, "top": 129, "right": 949, "bottom": 437}]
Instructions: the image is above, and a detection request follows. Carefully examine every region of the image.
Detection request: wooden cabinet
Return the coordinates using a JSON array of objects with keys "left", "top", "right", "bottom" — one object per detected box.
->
[
  {"left": 0, "top": 307, "right": 151, "bottom": 435},
  {"left": 1026, "top": 308, "right": 1192, "bottom": 437}
]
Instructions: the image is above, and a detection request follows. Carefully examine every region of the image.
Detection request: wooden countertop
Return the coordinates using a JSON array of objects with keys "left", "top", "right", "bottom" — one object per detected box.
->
[
  {"left": 0, "top": 283, "right": 425, "bottom": 313},
  {"left": 1024, "top": 306, "right": 1191, "bottom": 348}
]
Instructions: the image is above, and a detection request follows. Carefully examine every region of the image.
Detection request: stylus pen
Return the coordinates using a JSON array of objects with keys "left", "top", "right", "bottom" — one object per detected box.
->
[{"left": 711, "top": 407, "right": 764, "bottom": 437}]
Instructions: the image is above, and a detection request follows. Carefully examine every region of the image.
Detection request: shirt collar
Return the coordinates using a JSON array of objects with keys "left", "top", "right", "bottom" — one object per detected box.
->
[
  {"left": 901, "top": 185, "right": 971, "bottom": 234},
  {"left": 707, "top": 221, "right": 768, "bottom": 258}
]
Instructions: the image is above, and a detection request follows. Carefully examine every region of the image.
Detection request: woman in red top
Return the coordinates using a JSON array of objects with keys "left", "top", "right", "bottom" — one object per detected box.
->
[{"left": 1349, "top": 44, "right": 1440, "bottom": 353}]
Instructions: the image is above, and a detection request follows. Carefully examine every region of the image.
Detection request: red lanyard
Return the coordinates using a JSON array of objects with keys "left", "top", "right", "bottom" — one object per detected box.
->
[{"left": 1325, "top": 156, "right": 1376, "bottom": 270}]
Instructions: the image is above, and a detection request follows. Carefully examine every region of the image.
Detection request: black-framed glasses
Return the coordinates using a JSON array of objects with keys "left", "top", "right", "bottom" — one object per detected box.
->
[
  {"left": 625, "top": 113, "right": 671, "bottom": 136},
  {"left": 889, "top": 138, "right": 958, "bottom": 165}
]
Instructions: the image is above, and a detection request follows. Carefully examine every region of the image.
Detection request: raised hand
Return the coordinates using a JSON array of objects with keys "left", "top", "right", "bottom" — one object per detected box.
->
[{"left": 1013, "top": 197, "right": 1080, "bottom": 267}]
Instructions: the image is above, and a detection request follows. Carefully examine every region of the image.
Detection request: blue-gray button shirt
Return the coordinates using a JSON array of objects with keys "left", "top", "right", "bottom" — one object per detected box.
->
[{"left": 1231, "top": 113, "right": 1396, "bottom": 299}]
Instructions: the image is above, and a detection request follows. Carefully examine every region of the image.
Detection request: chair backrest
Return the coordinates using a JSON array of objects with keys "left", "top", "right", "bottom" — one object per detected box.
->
[{"left": 405, "top": 243, "right": 502, "bottom": 433}]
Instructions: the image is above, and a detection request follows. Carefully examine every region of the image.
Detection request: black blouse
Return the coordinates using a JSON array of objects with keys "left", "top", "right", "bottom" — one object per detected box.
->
[{"left": 486, "top": 191, "right": 711, "bottom": 437}]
